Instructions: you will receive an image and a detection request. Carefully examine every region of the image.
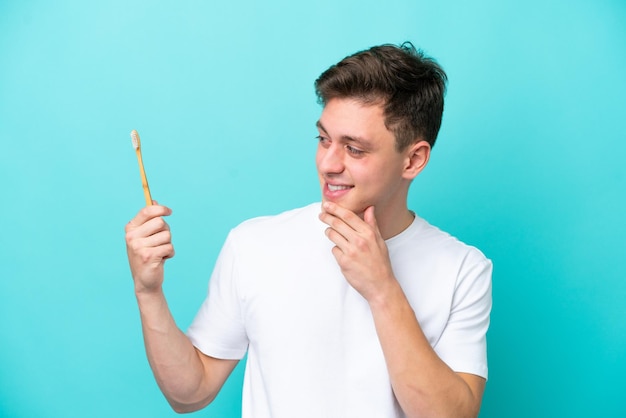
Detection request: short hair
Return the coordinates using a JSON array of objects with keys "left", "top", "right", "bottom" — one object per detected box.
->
[{"left": 314, "top": 42, "right": 447, "bottom": 150}]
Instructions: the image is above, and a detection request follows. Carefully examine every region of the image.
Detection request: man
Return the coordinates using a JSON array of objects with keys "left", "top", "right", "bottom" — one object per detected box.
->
[{"left": 125, "top": 42, "right": 492, "bottom": 418}]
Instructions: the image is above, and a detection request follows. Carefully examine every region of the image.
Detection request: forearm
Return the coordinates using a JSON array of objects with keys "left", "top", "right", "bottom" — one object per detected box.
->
[
  {"left": 369, "top": 281, "right": 482, "bottom": 418},
  {"left": 135, "top": 289, "right": 217, "bottom": 412}
]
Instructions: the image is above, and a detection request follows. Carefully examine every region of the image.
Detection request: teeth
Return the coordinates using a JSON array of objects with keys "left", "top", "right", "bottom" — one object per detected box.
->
[{"left": 328, "top": 184, "right": 351, "bottom": 192}]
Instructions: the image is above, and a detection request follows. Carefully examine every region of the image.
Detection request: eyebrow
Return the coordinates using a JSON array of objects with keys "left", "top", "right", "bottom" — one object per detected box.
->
[{"left": 316, "top": 120, "right": 373, "bottom": 147}]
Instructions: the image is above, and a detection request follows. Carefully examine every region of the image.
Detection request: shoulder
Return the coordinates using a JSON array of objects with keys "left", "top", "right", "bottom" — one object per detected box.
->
[
  {"left": 413, "top": 219, "right": 492, "bottom": 300},
  {"left": 391, "top": 215, "right": 492, "bottom": 300},
  {"left": 227, "top": 203, "right": 324, "bottom": 245},
  {"left": 235, "top": 203, "right": 319, "bottom": 230},
  {"left": 395, "top": 215, "right": 490, "bottom": 266},
  {"left": 216, "top": 203, "right": 329, "bottom": 279}
]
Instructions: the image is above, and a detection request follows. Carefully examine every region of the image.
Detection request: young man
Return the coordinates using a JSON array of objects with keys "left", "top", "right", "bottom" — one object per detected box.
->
[{"left": 125, "top": 42, "right": 492, "bottom": 418}]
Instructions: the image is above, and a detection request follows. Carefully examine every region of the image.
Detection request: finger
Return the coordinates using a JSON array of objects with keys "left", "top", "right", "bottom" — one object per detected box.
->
[
  {"left": 363, "top": 206, "right": 378, "bottom": 229},
  {"left": 319, "top": 211, "right": 354, "bottom": 242},
  {"left": 130, "top": 216, "right": 170, "bottom": 239},
  {"left": 126, "top": 216, "right": 171, "bottom": 247},
  {"left": 128, "top": 204, "right": 172, "bottom": 228},
  {"left": 325, "top": 226, "right": 349, "bottom": 249},
  {"left": 142, "top": 229, "right": 172, "bottom": 248},
  {"left": 153, "top": 243, "right": 175, "bottom": 260},
  {"left": 330, "top": 244, "right": 345, "bottom": 261},
  {"left": 321, "top": 208, "right": 371, "bottom": 243},
  {"left": 131, "top": 243, "right": 175, "bottom": 264},
  {"left": 322, "top": 201, "right": 366, "bottom": 232},
  {"left": 322, "top": 201, "right": 356, "bottom": 221}
]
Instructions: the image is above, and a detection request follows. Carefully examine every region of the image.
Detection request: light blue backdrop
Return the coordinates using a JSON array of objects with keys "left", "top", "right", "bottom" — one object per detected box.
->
[{"left": 1, "top": 0, "right": 624, "bottom": 417}]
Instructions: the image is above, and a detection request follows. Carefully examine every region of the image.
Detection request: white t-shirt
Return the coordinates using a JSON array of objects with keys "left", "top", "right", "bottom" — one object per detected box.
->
[{"left": 188, "top": 203, "right": 492, "bottom": 418}]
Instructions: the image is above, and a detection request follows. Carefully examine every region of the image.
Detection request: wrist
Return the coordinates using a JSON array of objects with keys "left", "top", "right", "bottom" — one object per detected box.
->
[
  {"left": 134, "top": 285, "right": 165, "bottom": 304},
  {"left": 133, "top": 286, "right": 175, "bottom": 334},
  {"left": 366, "top": 276, "right": 404, "bottom": 311}
]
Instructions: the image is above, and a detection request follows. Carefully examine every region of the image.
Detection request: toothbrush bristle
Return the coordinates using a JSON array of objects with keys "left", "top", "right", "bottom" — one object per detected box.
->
[{"left": 131, "top": 130, "right": 140, "bottom": 149}]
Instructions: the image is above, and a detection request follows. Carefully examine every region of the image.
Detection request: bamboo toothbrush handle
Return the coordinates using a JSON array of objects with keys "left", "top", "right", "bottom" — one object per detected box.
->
[
  {"left": 136, "top": 148, "right": 152, "bottom": 206},
  {"left": 131, "top": 129, "right": 153, "bottom": 207}
]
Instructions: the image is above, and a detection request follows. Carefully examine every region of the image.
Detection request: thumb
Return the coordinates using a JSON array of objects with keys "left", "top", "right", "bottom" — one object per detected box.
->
[{"left": 364, "top": 206, "right": 377, "bottom": 228}]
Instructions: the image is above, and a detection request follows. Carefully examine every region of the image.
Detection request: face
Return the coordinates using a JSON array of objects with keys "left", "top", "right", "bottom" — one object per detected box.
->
[{"left": 316, "top": 98, "right": 415, "bottom": 219}]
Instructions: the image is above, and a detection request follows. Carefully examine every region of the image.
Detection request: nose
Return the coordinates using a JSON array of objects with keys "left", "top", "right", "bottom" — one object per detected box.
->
[{"left": 317, "top": 142, "right": 344, "bottom": 175}]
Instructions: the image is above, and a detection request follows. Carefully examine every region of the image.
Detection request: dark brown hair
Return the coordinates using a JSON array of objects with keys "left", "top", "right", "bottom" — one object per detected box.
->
[{"left": 314, "top": 42, "right": 447, "bottom": 150}]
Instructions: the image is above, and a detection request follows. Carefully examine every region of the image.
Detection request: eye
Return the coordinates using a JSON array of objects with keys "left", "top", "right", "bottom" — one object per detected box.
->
[
  {"left": 316, "top": 135, "right": 330, "bottom": 147},
  {"left": 346, "top": 144, "right": 364, "bottom": 156}
]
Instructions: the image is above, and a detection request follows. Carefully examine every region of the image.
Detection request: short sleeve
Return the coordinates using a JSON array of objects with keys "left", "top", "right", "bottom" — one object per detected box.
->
[
  {"left": 186, "top": 232, "right": 249, "bottom": 359},
  {"left": 433, "top": 253, "right": 492, "bottom": 379}
]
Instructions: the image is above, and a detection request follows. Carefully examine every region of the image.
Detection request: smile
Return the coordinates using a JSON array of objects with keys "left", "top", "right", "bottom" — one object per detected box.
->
[{"left": 328, "top": 184, "right": 352, "bottom": 192}]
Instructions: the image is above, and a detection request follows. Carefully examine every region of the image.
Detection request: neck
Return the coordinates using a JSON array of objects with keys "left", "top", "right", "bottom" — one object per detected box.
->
[{"left": 377, "top": 208, "right": 415, "bottom": 240}]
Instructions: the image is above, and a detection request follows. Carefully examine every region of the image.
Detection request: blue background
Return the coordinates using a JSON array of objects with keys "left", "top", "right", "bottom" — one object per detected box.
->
[{"left": 1, "top": 0, "right": 625, "bottom": 417}]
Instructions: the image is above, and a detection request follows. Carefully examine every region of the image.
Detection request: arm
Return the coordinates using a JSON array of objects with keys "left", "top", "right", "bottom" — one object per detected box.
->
[
  {"left": 125, "top": 204, "right": 238, "bottom": 412},
  {"left": 319, "top": 202, "right": 485, "bottom": 418},
  {"left": 367, "top": 281, "right": 485, "bottom": 418}
]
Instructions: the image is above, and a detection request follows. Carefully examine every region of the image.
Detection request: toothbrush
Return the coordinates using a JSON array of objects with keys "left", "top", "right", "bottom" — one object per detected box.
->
[{"left": 130, "top": 129, "right": 153, "bottom": 206}]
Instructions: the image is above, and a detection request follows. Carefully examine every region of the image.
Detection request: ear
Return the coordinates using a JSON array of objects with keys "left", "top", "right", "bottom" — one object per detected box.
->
[{"left": 402, "top": 140, "right": 431, "bottom": 180}]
